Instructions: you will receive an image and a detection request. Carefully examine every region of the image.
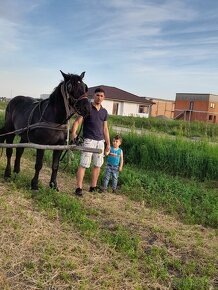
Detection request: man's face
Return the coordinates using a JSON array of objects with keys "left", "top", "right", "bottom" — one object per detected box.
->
[{"left": 94, "top": 92, "right": 105, "bottom": 105}]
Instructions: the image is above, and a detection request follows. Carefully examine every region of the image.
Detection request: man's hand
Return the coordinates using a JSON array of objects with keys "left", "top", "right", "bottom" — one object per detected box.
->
[
  {"left": 71, "top": 133, "right": 77, "bottom": 143},
  {"left": 105, "top": 144, "right": 110, "bottom": 156}
]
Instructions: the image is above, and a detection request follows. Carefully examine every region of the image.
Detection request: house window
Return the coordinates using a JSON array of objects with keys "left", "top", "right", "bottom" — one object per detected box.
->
[
  {"left": 210, "top": 102, "right": 215, "bottom": 109},
  {"left": 209, "top": 115, "right": 213, "bottom": 121},
  {"left": 138, "top": 105, "right": 148, "bottom": 113},
  {"left": 112, "top": 102, "right": 119, "bottom": 115},
  {"left": 189, "top": 101, "right": 194, "bottom": 110}
]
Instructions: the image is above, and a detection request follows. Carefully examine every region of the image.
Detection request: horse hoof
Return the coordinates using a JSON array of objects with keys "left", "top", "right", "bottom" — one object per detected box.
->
[
  {"left": 49, "top": 182, "right": 59, "bottom": 191},
  {"left": 31, "top": 181, "right": 38, "bottom": 191},
  {"left": 4, "top": 171, "right": 11, "bottom": 179}
]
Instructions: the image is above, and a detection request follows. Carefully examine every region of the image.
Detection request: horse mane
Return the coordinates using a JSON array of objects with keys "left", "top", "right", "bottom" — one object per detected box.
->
[{"left": 48, "top": 81, "right": 64, "bottom": 103}]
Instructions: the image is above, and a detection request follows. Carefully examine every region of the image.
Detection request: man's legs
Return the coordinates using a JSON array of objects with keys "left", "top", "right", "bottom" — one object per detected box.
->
[
  {"left": 76, "top": 166, "right": 86, "bottom": 189},
  {"left": 91, "top": 166, "right": 100, "bottom": 188},
  {"left": 90, "top": 140, "right": 104, "bottom": 191}
]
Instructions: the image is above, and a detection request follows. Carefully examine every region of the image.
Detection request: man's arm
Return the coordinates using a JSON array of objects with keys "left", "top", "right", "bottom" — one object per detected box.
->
[
  {"left": 71, "top": 115, "right": 83, "bottom": 141},
  {"left": 103, "top": 120, "right": 110, "bottom": 152}
]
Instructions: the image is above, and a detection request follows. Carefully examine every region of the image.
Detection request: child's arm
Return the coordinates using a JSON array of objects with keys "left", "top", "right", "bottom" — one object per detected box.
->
[{"left": 119, "top": 150, "right": 123, "bottom": 172}]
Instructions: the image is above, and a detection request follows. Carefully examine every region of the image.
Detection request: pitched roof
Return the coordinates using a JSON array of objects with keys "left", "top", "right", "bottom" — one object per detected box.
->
[{"left": 88, "top": 85, "right": 153, "bottom": 105}]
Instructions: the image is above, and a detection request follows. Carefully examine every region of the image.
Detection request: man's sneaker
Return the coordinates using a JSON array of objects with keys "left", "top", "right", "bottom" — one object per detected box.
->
[
  {"left": 89, "top": 186, "right": 96, "bottom": 192},
  {"left": 89, "top": 186, "right": 103, "bottom": 193},
  {"left": 75, "top": 187, "right": 83, "bottom": 196}
]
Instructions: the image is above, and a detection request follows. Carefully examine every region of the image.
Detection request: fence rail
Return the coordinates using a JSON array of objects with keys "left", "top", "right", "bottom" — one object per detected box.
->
[{"left": 0, "top": 143, "right": 102, "bottom": 153}]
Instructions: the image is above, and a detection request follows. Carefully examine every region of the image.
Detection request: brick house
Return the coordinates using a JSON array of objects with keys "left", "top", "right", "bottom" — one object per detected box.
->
[
  {"left": 145, "top": 97, "right": 175, "bottom": 119},
  {"left": 88, "top": 85, "right": 154, "bottom": 118},
  {"left": 174, "top": 93, "right": 218, "bottom": 123}
]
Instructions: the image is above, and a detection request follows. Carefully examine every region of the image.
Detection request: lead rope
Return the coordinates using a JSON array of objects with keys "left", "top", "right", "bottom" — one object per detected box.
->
[
  {"left": 59, "top": 84, "right": 73, "bottom": 167},
  {"left": 66, "top": 120, "right": 70, "bottom": 146},
  {"left": 59, "top": 119, "right": 84, "bottom": 164},
  {"left": 63, "top": 119, "right": 73, "bottom": 169}
]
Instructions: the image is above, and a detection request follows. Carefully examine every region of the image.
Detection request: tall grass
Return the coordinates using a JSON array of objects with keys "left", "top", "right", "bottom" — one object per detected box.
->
[
  {"left": 120, "top": 132, "right": 218, "bottom": 181},
  {"left": 0, "top": 101, "right": 7, "bottom": 111},
  {"left": 0, "top": 110, "right": 5, "bottom": 125},
  {"left": 117, "top": 165, "right": 218, "bottom": 228},
  {"left": 109, "top": 115, "right": 218, "bottom": 140}
]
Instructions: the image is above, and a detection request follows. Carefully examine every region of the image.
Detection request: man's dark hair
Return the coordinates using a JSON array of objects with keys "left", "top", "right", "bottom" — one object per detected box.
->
[{"left": 95, "top": 87, "right": 105, "bottom": 94}]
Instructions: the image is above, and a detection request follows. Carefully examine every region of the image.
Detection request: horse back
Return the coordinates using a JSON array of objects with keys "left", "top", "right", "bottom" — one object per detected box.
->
[
  {"left": 4, "top": 96, "right": 67, "bottom": 145},
  {"left": 5, "top": 96, "right": 40, "bottom": 129}
]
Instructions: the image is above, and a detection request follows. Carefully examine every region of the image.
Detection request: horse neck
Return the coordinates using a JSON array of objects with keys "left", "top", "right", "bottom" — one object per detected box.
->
[{"left": 47, "top": 84, "right": 68, "bottom": 124}]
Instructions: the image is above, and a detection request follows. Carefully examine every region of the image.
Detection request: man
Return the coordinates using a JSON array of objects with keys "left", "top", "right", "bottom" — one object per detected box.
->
[{"left": 72, "top": 87, "right": 110, "bottom": 196}]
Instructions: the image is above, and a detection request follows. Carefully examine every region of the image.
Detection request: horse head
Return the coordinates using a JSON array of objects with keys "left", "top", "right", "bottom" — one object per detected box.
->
[{"left": 60, "top": 70, "right": 91, "bottom": 118}]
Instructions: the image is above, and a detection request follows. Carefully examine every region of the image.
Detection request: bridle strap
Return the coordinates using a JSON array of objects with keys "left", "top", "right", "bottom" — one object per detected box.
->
[
  {"left": 61, "top": 83, "right": 73, "bottom": 120},
  {"left": 60, "top": 82, "right": 88, "bottom": 146},
  {"left": 60, "top": 83, "right": 88, "bottom": 120}
]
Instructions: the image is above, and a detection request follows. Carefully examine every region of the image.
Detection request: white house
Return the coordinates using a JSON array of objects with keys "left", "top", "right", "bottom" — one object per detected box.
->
[
  {"left": 40, "top": 94, "right": 49, "bottom": 100},
  {"left": 88, "top": 85, "right": 154, "bottom": 118}
]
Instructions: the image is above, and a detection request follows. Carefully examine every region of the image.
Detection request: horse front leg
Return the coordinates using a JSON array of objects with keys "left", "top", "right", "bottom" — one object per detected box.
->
[
  {"left": 4, "top": 134, "right": 15, "bottom": 179},
  {"left": 49, "top": 150, "right": 62, "bottom": 191},
  {"left": 31, "top": 149, "right": 44, "bottom": 190},
  {"left": 14, "top": 139, "right": 25, "bottom": 174}
]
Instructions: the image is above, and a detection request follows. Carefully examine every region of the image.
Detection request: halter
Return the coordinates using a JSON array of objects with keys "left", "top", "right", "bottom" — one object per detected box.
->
[
  {"left": 60, "top": 80, "right": 88, "bottom": 146},
  {"left": 60, "top": 81, "right": 88, "bottom": 120}
]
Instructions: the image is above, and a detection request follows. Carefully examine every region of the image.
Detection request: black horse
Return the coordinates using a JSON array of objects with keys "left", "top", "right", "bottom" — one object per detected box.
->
[{"left": 0, "top": 70, "right": 91, "bottom": 190}]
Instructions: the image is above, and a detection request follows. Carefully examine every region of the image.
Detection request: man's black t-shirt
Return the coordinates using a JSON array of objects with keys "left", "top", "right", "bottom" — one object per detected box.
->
[{"left": 83, "top": 103, "right": 108, "bottom": 141}]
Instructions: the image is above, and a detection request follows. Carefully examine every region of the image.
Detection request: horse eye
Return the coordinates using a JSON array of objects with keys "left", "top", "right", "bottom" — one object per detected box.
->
[{"left": 78, "top": 81, "right": 81, "bottom": 84}]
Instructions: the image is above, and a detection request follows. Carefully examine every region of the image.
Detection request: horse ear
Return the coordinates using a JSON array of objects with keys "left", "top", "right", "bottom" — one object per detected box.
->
[
  {"left": 60, "top": 70, "right": 69, "bottom": 80},
  {"left": 80, "top": 71, "right": 85, "bottom": 79}
]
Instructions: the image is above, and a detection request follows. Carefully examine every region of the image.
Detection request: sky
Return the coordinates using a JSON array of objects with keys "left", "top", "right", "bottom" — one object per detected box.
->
[{"left": 0, "top": 0, "right": 218, "bottom": 100}]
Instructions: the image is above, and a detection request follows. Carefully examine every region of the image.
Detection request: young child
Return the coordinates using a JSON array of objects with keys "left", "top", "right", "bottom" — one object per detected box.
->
[{"left": 103, "top": 134, "right": 123, "bottom": 193}]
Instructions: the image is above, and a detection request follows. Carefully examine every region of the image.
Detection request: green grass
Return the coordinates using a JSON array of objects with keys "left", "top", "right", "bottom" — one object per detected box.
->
[
  {"left": 52, "top": 144, "right": 218, "bottom": 229},
  {"left": 109, "top": 115, "right": 218, "bottom": 141},
  {"left": 0, "top": 101, "right": 7, "bottom": 111},
  {"left": 0, "top": 110, "right": 5, "bottom": 125},
  {"left": 1, "top": 101, "right": 217, "bottom": 288},
  {"left": 1, "top": 169, "right": 216, "bottom": 289},
  {"left": 1, "top": 113, "right": 218, "bottom": 228},
  {"left": 7, "top": 171, "right": 140, "bottom": 258},
  {"left": 117, "top": 165, "right": 218, "bottom": 228},
  {"left": 120, "top": 132, "right": 218, "bottom": 181}
]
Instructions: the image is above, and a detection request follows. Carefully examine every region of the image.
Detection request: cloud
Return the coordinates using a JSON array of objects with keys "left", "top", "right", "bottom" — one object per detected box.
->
[{"left": 0, "top": 0, "right": 218, "bottom": 99}]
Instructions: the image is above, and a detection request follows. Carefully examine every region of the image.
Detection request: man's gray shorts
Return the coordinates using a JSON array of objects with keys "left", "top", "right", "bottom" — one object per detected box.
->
[{"left": 80, "top": 138, "right": 105, "bottom": 168}]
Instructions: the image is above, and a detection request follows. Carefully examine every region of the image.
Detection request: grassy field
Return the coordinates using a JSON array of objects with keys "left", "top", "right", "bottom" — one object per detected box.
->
[
  {"left": 0, "top": 110, "right": 218, "bottom": 289},
  {"left": 0, "top": 110, "right": 218, "bottom": 228},
  {"left": 0, "top": 157, "right": 217, "bottom": 289},
  {"left": 0, "top": 101, "right": 8, "bottom": 111}
]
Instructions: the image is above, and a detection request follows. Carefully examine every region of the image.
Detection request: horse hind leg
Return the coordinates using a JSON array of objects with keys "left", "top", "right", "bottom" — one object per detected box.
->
[
  {"left": 4, "top": 134, "right": 15, "bottom": 179},
  {"left": 0, "top": 127, "right": 6, "bottom": 143},
  {"left": 31, "top": 149, "right": 44, "bottom": 190}
]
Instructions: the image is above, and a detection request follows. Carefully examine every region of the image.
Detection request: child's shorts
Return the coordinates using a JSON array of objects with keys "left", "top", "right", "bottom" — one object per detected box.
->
[{"left": 80, "top": 138, "right": 105, "bottom": 168}]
